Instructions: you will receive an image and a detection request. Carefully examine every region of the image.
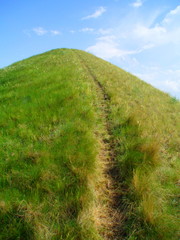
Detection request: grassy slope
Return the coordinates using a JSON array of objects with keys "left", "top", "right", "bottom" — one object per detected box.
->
[
  {"left": 0, "top": 49, "right": 104, "bottom": 240},
  {"left": 75, "top": 49, "right": 180, "bottom": 240},
  {"left": 0, "top": 48, "right": 179, "bottom": 240}
]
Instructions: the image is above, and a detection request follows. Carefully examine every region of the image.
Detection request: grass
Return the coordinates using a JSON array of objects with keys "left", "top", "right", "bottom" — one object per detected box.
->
[
  {"left": 0, "top": 49, "right": 104, "bottom": 239},
  {"left": 74, "top": 49, "right": 180, "bottom": 240},
  {"left": 0, "top": 48, "right": 179, "bottom": 239}
]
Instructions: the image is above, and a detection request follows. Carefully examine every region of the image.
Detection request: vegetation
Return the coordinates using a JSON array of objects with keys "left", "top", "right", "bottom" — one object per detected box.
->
[
  {"left": 0, "top": 48, "right": 179, "bottom": 239},
  {"left": 0, "top": 49, "right": 104, "bottom": 239},
  {"left": 75, "top": 49, "right": 180, "bottom": 240}
]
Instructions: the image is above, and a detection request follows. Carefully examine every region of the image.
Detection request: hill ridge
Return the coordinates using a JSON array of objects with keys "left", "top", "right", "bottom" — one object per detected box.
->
[
  {"left": 0, "top": 48, "right": 179, "bottom": 240},
  {"left": 74, "top": 49, "right": 124, "bottom": 239}
]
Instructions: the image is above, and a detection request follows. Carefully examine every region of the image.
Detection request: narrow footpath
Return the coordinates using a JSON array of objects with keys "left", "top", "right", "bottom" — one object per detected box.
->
[{"left": 74, "top": 50, "right": 125, "bottom": 240}]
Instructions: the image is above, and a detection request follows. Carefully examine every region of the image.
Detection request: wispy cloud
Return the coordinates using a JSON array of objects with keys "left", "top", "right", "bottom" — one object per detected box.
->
[
  {"left": 133, "top": 5, "right": 180, "bottom": 46},
  {"left": 33, "top": 27, "right": 47, "bottom": 36},
  {"left": 87, "top": 5, "right": 180, "bottom": 59},
  {"left": 163, "top": 5, "right": 180, "bottom": 23},
  {"left": 133, "top": 25, "right": 167, "bottom": 45},
  {"left": 70, "top": 30, "right": 76, "bottom": 34},
  {"left": 86, "top": 5, "right": 180, "bottom": 98},
  {"left": 82, "top": 7, "right": 106, "bottom": 20},
  {"left": 97, "top": 28, "right": 112, "bottom": 35},
  {"left": 130, "top": 0, "right": 143, "bottom": 8},
  {"left": 86, "top": 35, "right": 137, "bottom": 59},
  {"left": 165, "top": 79, "right": 180, "bottom": 92},
  {"left": 168, "top": 5, "right": 180, "bottom": 16},
  {"left": 50, "top": 30, "right": 61, "bottom": 35},
  {"left": 80, "top": 28, "right": 94, "bottom": 32},
  {"left": 31, "top": 27, "right": 61, "bottom": 36},
  {"left": 135, "top": 68, "right": 180, "bottom": 96}
]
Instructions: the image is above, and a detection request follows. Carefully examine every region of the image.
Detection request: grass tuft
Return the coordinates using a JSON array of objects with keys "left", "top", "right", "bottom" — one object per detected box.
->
[{"left": 0, "top": 48, "right": 179, "bottom": 239}]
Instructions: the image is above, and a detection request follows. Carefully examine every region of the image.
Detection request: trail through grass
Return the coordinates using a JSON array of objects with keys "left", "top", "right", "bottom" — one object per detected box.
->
[
  {"left": 74, "top": 50, "right": 124, "bottom": 239},
  {"left": 0, "top": 48, "right": 179, "bottom": 240},
  {"left": 0, "top": 49, "right": 104, "bottom": 239},
  {"left": 75, "top": 49, "right": 180, "bottom": 240}
]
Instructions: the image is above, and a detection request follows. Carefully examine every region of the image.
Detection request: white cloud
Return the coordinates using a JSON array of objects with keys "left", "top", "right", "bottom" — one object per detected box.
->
[
  {"left": 165, "top": 80, "right": 180, "bottom": 92},
  {"left": 168, "top": 5, "right": 180, "bottom": 16},
  {"left": 132, "top": 5, "right": 180, "bottom": 46},
  {"left": 130, "top": 0, "right": 143, "bottom": 8},
  {"left": 163, "top": 5, "right": 180, "bottom": 24},
  {"left": 134, "top": 25, "right": 166, "bottom": 37},
  {"left": 32, "top": 27, "right": 61, "bottom": 36},
  {"left": 33, "top": 27, "right": 47, "bottom": 36},
  {"left": 86, "top": 32, "right": 155, "bottom": 60},
  {"left": 50, "top": 30, "right": 61, "bottom": 35},
  {"left": 82, "top": 7, "right": 106, "bottom": 20},
  {"left": 86, "top": 35, "right": 137, "bottom": 59},
  {"left": 141, "top": 43, "right": 155, "bottom": 50},
  {"left": 87, "top": 5, "right": 180, "bottom": 60},
  {"left": 86, "top": 5, "right": 180, "bottom": 98},
  {"left": 133, "top": 25, "right": 167, "bottom": 45},
  {"left": 86, "top": 35, "right": 124, "bottom": 59},
  {"left": 133, "top": 67, "right": 180, "bottom": 97},
  {"left": 70, "top": 30, "right": 76, "bottom": 34},
  {"left": 97, "top": 28, "right": 112, "bottom": 35},
  {"left": 80, "top": 28, "right": 94, "bottom": 32}
]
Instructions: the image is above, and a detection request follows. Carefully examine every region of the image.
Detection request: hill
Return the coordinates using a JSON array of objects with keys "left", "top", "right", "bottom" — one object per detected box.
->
[{"left": 0, "top": 48, "right": 179, "bottom": 240}]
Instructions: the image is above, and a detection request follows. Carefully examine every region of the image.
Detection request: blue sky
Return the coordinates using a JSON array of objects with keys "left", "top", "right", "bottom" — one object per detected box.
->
[{"left": 1, "top": 0, "right": 180, "bottom": 98}]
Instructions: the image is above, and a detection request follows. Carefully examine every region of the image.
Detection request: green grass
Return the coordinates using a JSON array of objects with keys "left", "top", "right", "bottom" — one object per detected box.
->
[
  {"left": 0, "top": 49, "right": 104, "bottom": 239},
  {"left": 75, "top": 49, "right": 180, "bottom": 240},
  {"left": 0, "top": 48, "right": 179, "bottom": 239}
]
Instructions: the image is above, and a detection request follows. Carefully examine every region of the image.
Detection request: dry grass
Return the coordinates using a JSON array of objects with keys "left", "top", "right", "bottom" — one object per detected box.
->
[
  {"left": 0, "top": 48, "right": 179, "bottom": 239},
  {"left": 75, "top": 49, "right": 180, "bottom": 240}
]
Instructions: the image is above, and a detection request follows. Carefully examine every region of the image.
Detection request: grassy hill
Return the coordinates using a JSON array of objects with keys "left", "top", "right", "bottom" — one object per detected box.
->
[{"left": 0, "top": 48, "right": 179, "bottom": 240}]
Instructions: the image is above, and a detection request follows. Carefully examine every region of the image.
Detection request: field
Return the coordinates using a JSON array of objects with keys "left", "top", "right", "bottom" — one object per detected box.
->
[{"left": 0, "top": 48, "right": 179, "bottom": 239}]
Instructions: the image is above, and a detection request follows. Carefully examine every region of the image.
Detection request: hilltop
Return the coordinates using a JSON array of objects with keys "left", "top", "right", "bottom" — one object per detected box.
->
[{"left": 0, "top": 49, "right": 179, "bottom": 240}]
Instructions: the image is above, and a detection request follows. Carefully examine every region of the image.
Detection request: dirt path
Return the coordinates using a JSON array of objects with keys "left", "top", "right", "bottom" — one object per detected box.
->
[{"left": 74, "top": 50, "right": 125, "bottom": 240}]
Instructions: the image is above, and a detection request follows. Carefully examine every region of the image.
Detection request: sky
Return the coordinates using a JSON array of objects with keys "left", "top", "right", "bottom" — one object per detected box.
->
[{"left": 1, "top": 0, "right": 180, "bottom": 98}]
